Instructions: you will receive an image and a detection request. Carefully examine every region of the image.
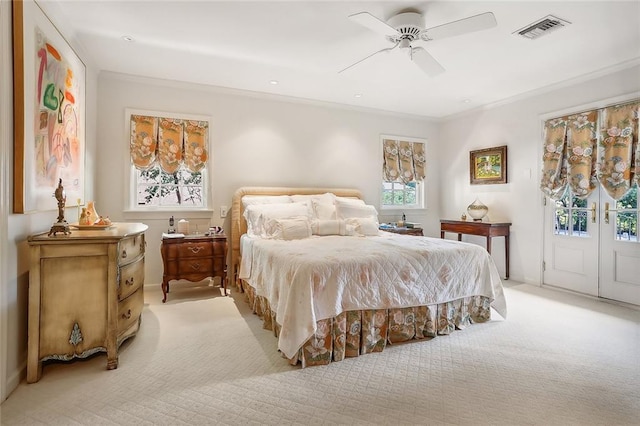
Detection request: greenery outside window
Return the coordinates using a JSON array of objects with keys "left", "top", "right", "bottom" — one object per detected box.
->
[
  {"left": 381, "top": 181, "right": 423, "bottom": 209},
  {"left": 135, "top": 164, "right": 205, "bottom": 208}
]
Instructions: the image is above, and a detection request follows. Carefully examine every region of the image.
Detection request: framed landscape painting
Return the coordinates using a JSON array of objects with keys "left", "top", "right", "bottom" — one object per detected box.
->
[
  {"left": 13, "top": 0, "right": 85, "bottom": 213},
  {"left": 470, "top": 145, "right": 507, "bottom": 185}
]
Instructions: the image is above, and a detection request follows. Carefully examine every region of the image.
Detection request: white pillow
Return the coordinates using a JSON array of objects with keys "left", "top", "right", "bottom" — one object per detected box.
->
[
  {"left": 243, "top": 202, "right": 310, "bottom": 237},
  {"left": 335, "top": 196, "right": 365, "bottom": 206},
  {"left": 335, "top": 200, "right": 378, "bottom": 221},
  {"left": 311, "top": 219, "right": 355, "bottom": 236},
  {"left": 346, "top": 217, "right": 380, "bottom": 236},
  {"left": 312, "top": 199, "right": 337, "bottom": 220},
  {"left": 241, "top": 195, "right": 292, "bottom": 209},
  {"left": 291, "top": 192, "right": 336, "bottom": 205},
  {"left": 264, "top": 217, "right": 312, "bottom": 240}
]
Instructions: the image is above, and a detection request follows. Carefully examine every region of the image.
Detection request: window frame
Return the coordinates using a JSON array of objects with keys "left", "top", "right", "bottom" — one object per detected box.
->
[
  {"left": 124, "top": 108, "right": 213, "bottom": 216},
  {"left": 379, "top": 134, "right": 427, "bottom": 211}
]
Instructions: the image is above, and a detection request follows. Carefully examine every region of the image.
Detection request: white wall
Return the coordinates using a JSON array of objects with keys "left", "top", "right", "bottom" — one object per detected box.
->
[
  {"left": 97, "top": 73, "right": 441, "bottom": 286},
  {"left": 438, "top": 64, "right": 640, "bottom": 284},
  {"left": 0, "top": 0, "right": 98, "bottom": 400}
]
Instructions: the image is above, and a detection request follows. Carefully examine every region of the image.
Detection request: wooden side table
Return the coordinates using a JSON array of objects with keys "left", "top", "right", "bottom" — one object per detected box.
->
[
  {"left": 380, "top": 226, "right": 424, "bottom": 236},
  {"left": 440, "top": 220, "right": 511, "bottom": 279},
  {"left": 160, "top": 234, "right": 228, "bottom": 302}
]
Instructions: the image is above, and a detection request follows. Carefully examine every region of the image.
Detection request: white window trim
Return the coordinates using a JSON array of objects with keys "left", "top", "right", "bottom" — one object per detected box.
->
[
  {"left": 379, "top": 134, "right": 427, "bottom": 211},
  {"left": 124, "top": 108, "right": 213, "bottom": 213}
]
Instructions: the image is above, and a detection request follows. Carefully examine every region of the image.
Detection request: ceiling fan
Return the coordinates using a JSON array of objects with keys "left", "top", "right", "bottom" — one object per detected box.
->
[{"left": 340, "top": 10, "right": 497, "bottom": 76}]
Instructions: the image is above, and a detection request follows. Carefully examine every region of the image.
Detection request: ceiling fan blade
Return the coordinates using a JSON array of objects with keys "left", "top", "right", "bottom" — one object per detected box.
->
[
  {"left": 348, "top": 12, "right": 398, "bottom": 37},
  {"left": 421, "top": 12, "right": 497, "bottom": 41},
  {"left": 339, "top": 43, "right": 399, "bottom": 74},
  {"left": 411, "top": 47, "right": 445, "bottom": 77}
]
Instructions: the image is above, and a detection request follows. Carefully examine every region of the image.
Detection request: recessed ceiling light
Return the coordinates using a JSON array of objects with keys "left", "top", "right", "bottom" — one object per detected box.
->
[
  {"left": 354, "top": 93, "right": 362, "bottom": 98},
  {"left": 122, "top": 35, "right": 134, "bottom": 42},
  {"left": 269, "top": 80, "right": 279, "bottom": 85},
  {"left": 463, "top": 99, "right": 471, "bottom": 103}
]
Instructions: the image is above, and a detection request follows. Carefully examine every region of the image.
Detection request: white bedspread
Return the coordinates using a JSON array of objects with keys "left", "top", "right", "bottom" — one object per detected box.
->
[{"left": 244, "top": 233, "right": 507, "bottom": 358}]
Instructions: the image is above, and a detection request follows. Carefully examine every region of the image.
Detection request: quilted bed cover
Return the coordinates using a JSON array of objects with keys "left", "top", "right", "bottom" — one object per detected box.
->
[{"left": 242, "top": 232, "right": 507, "bottom": 359}]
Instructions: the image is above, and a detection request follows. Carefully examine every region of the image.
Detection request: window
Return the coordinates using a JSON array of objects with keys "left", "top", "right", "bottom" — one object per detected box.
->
[
  {"left": 380, "top": 134, "right": 426, "bottom": 210},
  {"left": 135, "top": 165, "right": 205, "bottom": 208},
  {"left": 615, "top": 187, "right": 638, "bottom": 242},
  {"left": 127, "top": 109, "right": 210, "bottom": 211},
  {"left": 553, "top": 190, "right": 589, "bottom": 237},
  {"left": 381, "top": 181, "right": 423, "bottom": 208}
]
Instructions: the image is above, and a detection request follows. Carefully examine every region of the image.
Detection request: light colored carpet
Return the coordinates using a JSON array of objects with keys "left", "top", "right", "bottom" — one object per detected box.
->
[{"left": 1, "top": 282, "right": 638, "bottom": 425}]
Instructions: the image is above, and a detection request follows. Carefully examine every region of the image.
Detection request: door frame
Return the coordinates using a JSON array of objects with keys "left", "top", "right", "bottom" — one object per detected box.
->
[{"left": 539, "top": 91, "right": 640, "bottom": 300}]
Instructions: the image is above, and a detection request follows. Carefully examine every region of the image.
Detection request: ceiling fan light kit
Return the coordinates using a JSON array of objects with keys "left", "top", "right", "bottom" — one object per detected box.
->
[{"left": 342, "top": 10, "right": 497, "bottom": 77}]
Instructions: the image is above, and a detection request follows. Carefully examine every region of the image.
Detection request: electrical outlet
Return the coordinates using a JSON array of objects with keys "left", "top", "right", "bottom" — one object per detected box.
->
[{"left": 220, "top": 206, "right": 228, "bottom": 218}]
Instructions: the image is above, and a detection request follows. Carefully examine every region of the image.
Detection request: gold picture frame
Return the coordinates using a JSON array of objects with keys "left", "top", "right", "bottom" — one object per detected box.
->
[
  {"left": 12, "top": 0, "right": 86, "bottom": 213},
  {"left": 470, "top": 145, "right": 507, "bottom": 185}
]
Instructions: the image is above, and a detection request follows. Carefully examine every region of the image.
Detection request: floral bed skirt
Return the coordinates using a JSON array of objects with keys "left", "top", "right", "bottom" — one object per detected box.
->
[{"left": 240, "top": 280, "right": 492, "bottom": 367}]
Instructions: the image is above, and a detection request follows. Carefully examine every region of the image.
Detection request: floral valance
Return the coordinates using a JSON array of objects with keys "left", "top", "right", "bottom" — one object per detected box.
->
[
  {"left": 383, "top": 138, "right": 426, "bottom": 184},
  {"left": 540, "top": 100, "right": 639, "bottom": 201},
  {"left": 130, "top": 114, "right": 209, "bottom": 174}
]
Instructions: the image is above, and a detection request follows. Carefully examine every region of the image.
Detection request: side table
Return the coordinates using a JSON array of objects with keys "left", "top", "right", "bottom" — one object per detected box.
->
[{"left": 160, "top": 234, "right": 228, "bottom": 302}]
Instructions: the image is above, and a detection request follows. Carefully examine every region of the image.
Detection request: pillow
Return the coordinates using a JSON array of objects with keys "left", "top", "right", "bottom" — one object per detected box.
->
[
  {"left": 312, "top": 199, "right": 337, "bottom": 220},
  {"left": 291, "top": 192, "right": 336, "bottom": 205},
  {"left": 243, "top": 202, "right": 310, "bottom": 237},
  {"left": 264, "top": 217, "right": 312, "bottom": 240},
  {"left": 241, "top": 195, "right": 292, "bottom": 209},
  {"left": 335, "top": 196, "right": 365, "bottom": 206},
  {"left": 346, "top": 217, "right": 380, "bottom": 236},
  {"left": 335, "top": 200, "right": 378, "bottom": 221},
  {"left": 311, "top": 219, "right": 355, "bottom": 236}
]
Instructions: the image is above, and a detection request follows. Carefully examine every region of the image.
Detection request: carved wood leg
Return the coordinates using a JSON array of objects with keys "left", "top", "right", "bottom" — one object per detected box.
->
[
  {"left": 162, "top": 279, "right": 168, "bottom": 303},
  {"left": 106, "top": 356, "right": 118, "bottom": 370}
]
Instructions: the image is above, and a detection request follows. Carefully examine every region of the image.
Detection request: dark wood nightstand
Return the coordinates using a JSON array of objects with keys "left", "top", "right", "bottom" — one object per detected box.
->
[
  {"left": 160, "top": 234, "right": 228, "bottom": 302},
  {"left": 380, "top": 226, "right": 424, "bottom": 236}
]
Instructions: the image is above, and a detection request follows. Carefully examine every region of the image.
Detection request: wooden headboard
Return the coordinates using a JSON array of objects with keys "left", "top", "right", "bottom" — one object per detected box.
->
[{"left": 230, "top": 186, "right": 363, "bottom": 286}]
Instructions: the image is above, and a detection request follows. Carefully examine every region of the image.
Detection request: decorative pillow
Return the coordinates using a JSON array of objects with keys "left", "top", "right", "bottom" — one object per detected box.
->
[
  {"left": 312, "top": 199, "right": 337, "bottom": 220},
  {"left": 335, "top": 200, "right": 378, "bottom": 221},
  {"left": 264, "top": 216, "right": 312, "bottom": 240},
  {"left": 345, "top": 217, "right": 380, "bottom": 236},
  {"left": 243, "top": 202, "right": 310, "bottom": 237},
  {"left": 311, "top": 219, "right": 356, "bottom": 236},
  {"left": 335, "top": 196, "right": 365, "bottom": 206},
  {"left": 291, "top": 192, "right": 336, "bottom": 205}
]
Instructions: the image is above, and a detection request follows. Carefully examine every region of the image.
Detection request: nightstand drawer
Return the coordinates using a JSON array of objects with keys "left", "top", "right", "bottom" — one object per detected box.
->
[
  {"left": 118, "top": 257, "right": 144, "bottom": 301},
  {"left": 178, "top": 258, "right": 214, "bottom": 275},
  {"left": 167, "top": 241, "right": 214, "bottom": 259}
]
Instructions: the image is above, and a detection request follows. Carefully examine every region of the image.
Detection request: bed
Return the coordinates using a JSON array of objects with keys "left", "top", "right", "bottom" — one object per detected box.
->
[{"left": 231, "top": 187, "right": 506, "bottom": 367}]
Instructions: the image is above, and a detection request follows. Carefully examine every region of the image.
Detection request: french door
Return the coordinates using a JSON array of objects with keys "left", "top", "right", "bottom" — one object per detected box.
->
[{"left": 543, "top": 187, "right": 640, "bottom": 305}]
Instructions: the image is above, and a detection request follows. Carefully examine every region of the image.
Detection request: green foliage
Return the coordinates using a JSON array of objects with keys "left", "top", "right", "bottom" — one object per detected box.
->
[{"left": 138, "top": 165, "right": 203, "bottom": 206}]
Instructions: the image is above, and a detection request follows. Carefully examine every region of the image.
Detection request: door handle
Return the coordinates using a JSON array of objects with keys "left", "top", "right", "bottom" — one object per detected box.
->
[
  {"left": 591, "top": 202, "right": 596, "bottom": 223},
  {"left": 604, "top": 202, "right": 619, "bottom": 224}
]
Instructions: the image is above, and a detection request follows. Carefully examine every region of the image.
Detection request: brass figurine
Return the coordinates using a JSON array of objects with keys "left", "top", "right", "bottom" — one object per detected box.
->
[{"left": 49, "top": 178, "right": 71, "bottom": 236}]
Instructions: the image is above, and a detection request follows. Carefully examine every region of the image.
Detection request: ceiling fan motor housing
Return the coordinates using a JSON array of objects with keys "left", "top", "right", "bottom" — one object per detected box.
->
[{"left": 385, "top": 12, "right": 424, "bottom": 43}]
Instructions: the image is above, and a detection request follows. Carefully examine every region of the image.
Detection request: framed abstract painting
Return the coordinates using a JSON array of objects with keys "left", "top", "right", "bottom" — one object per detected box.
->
[
  {"left": 12, "top": 0, "right": 85, "bottom": 213},
  {"left": 470, "top": 145, "right": 508, "bottom": 185}
]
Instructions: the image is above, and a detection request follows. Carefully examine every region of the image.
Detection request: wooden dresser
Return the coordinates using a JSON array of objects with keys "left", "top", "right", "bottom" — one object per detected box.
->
[
  {"left": 161, "top": 234, "right": 228, "bottom": 302},
  {"left": 27, "top": 222, "right": 148, "bottom": 383}
]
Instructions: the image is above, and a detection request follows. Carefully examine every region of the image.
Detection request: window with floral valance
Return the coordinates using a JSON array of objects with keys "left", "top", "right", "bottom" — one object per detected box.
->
[
  {"left": 381, "top": 136, "right": 426, "bottom": 209},
  {"left": 540, "top": 100, "right": 639, "bottom": 201},
  {"left": 129, "top": 112, "right": 210, "bottom": 208}
]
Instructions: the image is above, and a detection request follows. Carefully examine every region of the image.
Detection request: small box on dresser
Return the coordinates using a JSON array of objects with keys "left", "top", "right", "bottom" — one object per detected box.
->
[{"left": 27, "top": 222, "right": 148, "bottom": 383}]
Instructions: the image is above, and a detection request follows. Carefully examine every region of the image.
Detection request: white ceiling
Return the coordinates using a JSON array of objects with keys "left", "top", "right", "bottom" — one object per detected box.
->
[{"left": 39, "top": 1, "right": 640, "bottom": 119}]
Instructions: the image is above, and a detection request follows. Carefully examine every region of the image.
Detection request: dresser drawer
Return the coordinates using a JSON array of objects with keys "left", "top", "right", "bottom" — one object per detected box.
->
[
  {"left": 118, "top": 257, "right": 144, "bottom": 301},
  {"left": 178, "top": 258, "right": 214, "bottom": 275},
  {"left": 167, "top": 241, "right": 213, "bottom": 259},
  {"left": 118, "top": 234, "right": 145, "bottom": 265},
  {"left": 118, "top": 287, "right": 143, "bottom": 333}
]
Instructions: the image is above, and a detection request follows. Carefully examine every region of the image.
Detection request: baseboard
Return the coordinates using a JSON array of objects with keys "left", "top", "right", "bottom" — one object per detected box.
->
[
  {"left": 5, "top": 362, "right": 25, "bottom": 400},
  {"left": 144, "top": 282, "right": 161, "bottom": 289}
]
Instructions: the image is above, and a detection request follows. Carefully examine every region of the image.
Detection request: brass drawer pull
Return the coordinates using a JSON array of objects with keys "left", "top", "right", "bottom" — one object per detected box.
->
[
  {"left": 121, "top": 249, "right": 127, "bottom": 259},
  {"left": 191, "top": 263, "right": 201, "bottom": 270},
  {"left": 189, "top": 246, "right": 203, "bottom": 254},
  {"left": 125, "top": 277, "right": 134, "bottom": 286},
  {"left": 121, "top": 309, "right": 132, "bottom": 320}
]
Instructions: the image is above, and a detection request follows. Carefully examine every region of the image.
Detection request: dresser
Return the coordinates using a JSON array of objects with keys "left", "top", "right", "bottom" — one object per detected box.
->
[
  {"left": 27, "top": 222, "right": 148, "bottom": 383},
  {"left": 161, "top": 234, "right": 228, "bottom": 302}
]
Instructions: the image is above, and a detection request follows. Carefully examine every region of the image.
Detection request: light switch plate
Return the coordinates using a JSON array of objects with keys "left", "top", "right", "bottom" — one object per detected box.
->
[{"left": 220, "top": 206, "right": 228, "bottom": 218}]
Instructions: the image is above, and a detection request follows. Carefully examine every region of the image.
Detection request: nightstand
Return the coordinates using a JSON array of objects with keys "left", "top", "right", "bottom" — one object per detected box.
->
[
  {"left": 160, "top": 234, "right": 228, "bottom": 302},
  {"left": 380, "top": 226, "right": 424, "bottom": 236}
]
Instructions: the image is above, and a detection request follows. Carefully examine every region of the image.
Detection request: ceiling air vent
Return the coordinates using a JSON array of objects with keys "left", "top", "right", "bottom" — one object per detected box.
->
[{"left": 514, "top": 15, "right": 570, "bottom": 40}]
